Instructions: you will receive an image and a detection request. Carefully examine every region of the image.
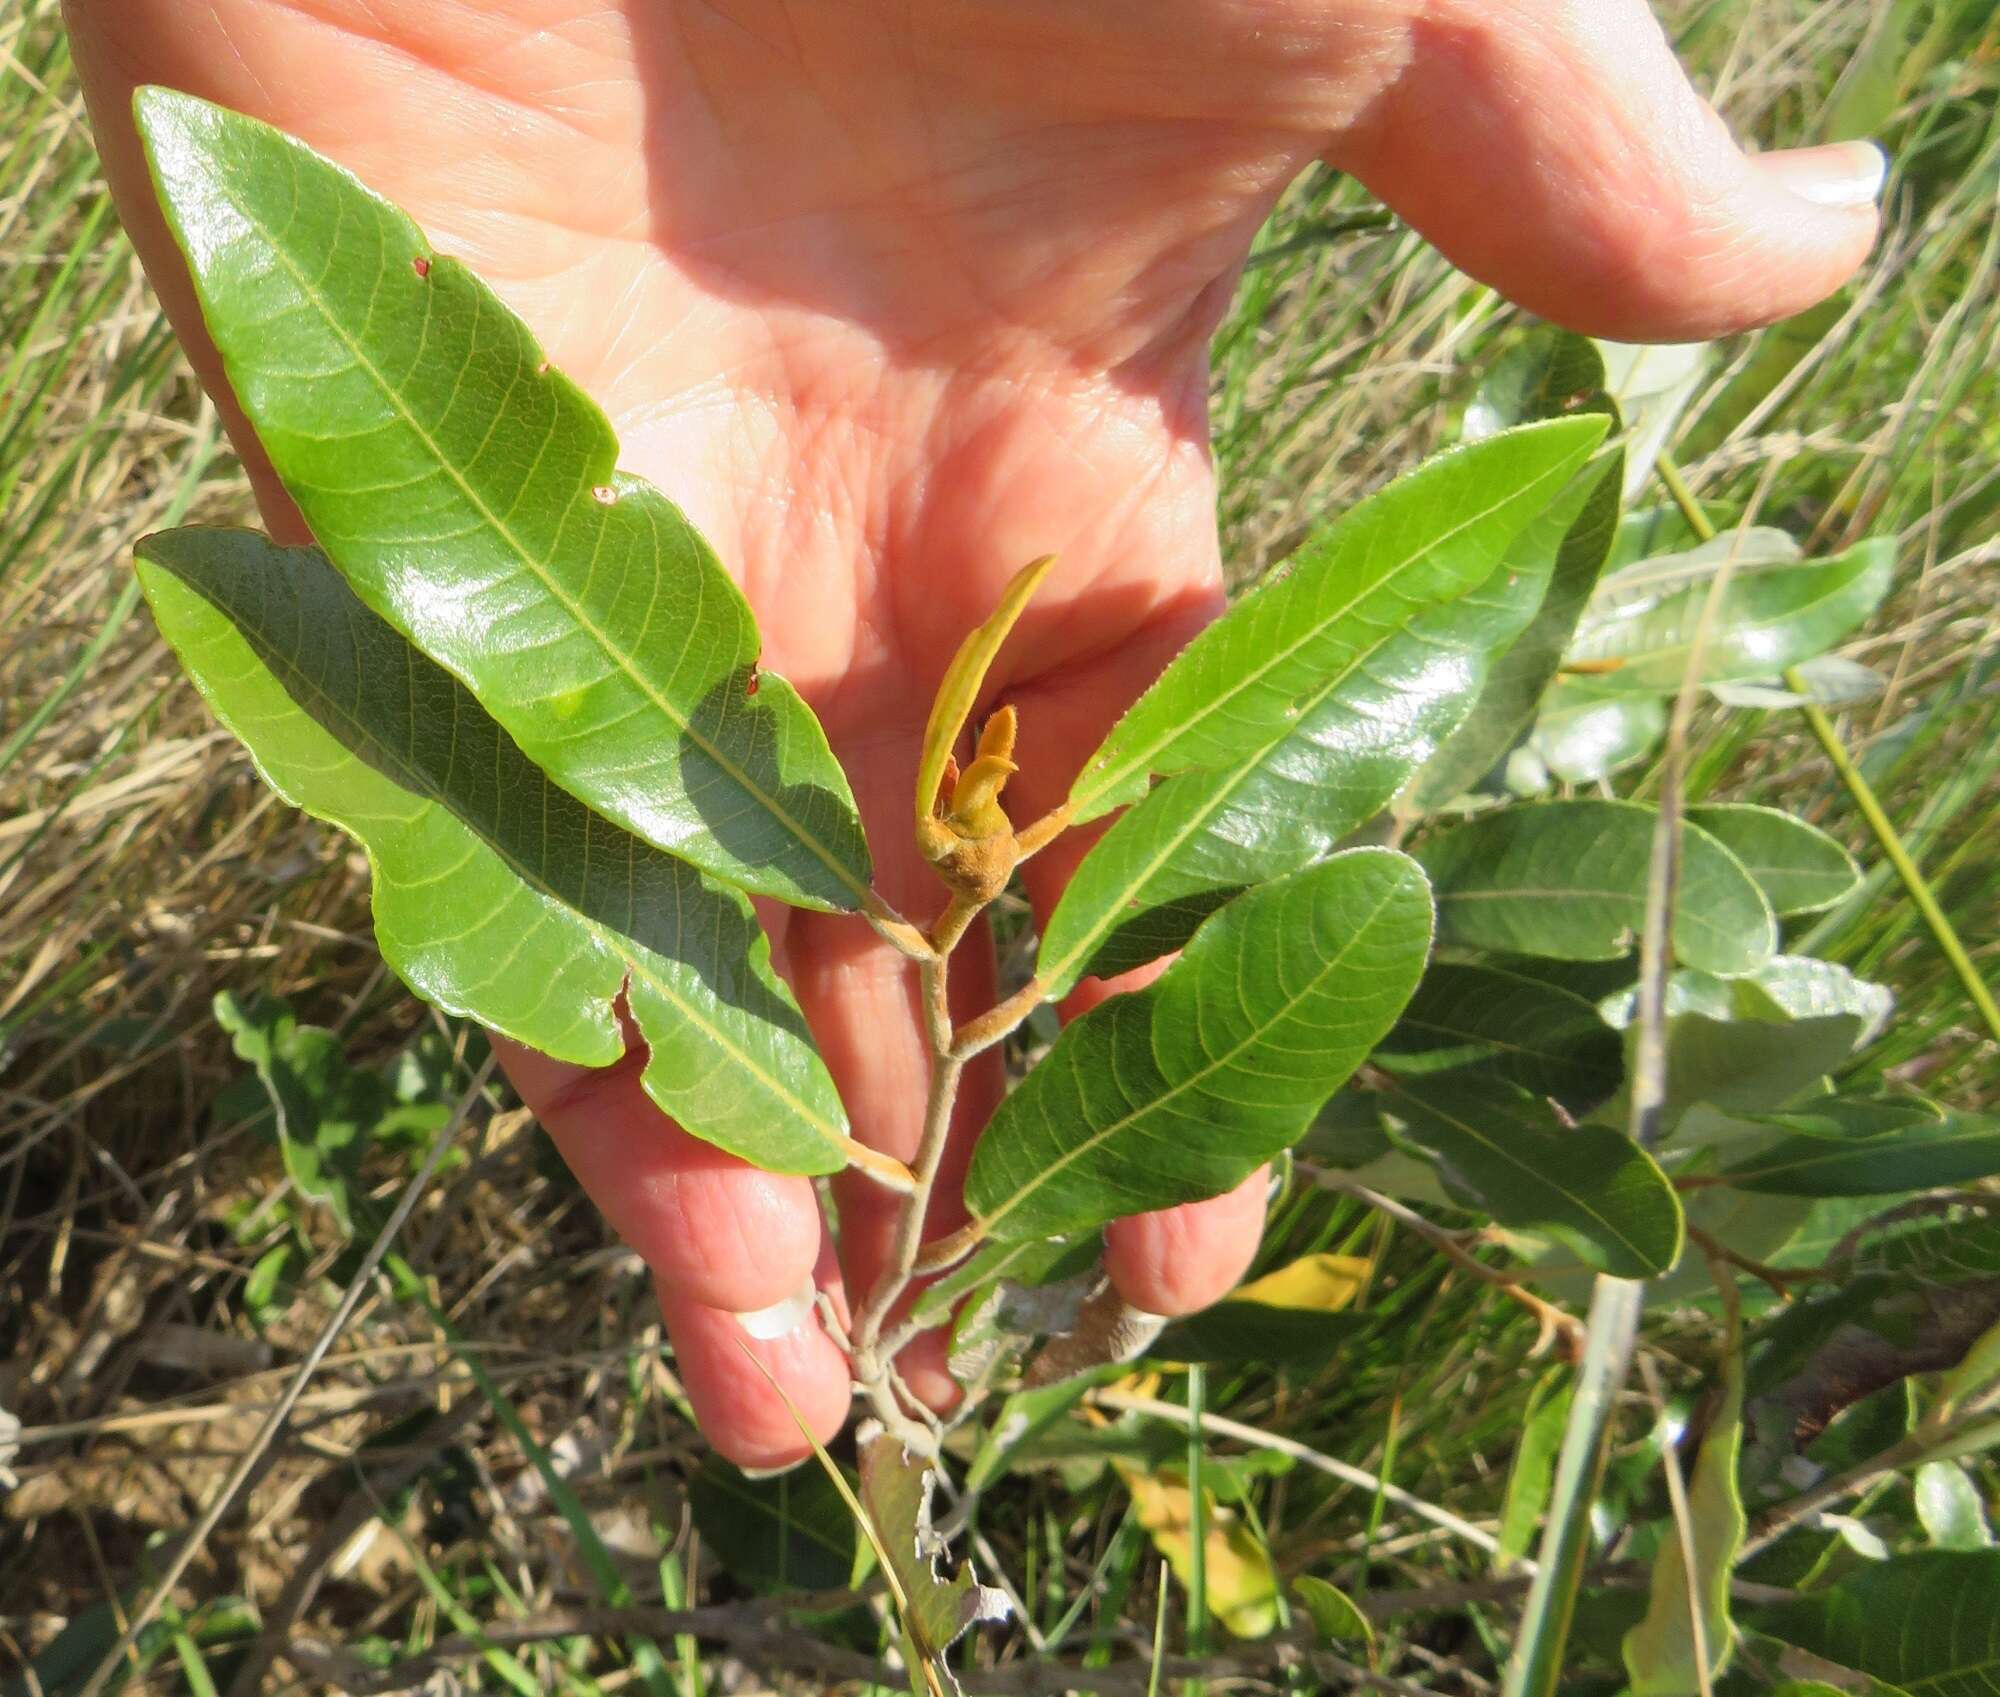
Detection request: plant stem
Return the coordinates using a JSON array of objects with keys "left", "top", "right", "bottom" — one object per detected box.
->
[
  {"left": 861, "top": 888, "right": 938, "bottom": 962},
  {"left": 1302, "top": 1167, "right": 1584, "bottom": 1356},
  {"left": 954, "top": 977, "right": 1046, "bottom": 1060},
  {"left": 1783, "top": 664, "right": 2000, "bottom": 1046},
  {"left": 1501, "top": 1277, "right": 1644, "bottom": 1697},
  {"left": 853, "top": 953, "right": 963, "bottom": 1362},
  {"left": 1012, "top": 800, "right": 1076, "bottom": 862},
  {"left": 1091, "top": 1390, "right": 1505, "bottom": 1557}
]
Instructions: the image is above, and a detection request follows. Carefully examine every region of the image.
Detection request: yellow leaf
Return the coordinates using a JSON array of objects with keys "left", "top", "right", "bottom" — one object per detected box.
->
[
  {"left": 1117, "top": 1465, "right": 1280, "bottom": 1639},
  {"left": 1232, "top": 1253, "right": 1372, "bottom": 1314},
  {"left": 914, "top": 556, "right": 1056, "bottom": 830}
]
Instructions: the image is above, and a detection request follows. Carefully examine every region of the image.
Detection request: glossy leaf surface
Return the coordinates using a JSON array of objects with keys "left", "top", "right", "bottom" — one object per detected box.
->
[
  {"left": 136, "top": 88, "right": 869, "bottom": 911},
  {"left": 1066, "top": 418, "right": 1607, "bottom": 821},
  {"left": 1388, "top": 1076, "right": 1682, "bottom": 1278},
  {"left": 1685, "top": 804, "right": 1861, "bottom": 916},
  {"left": 1563, "top": 534, "right": 1892, "bottom": 695},
  {"left": 967, "top": 850, "right": 1433, "bottom": 1241},
  {"left": 1529, "top": 690, "right": 1666, "bottom": 785},
  {"left": 1416, "top": 329, "right": 1625, "bottom": 805},
  {"left": 1040, "top": 528, "right": 1573, "bottom": 994},
  {"left": 137, "top": 528, "right": 848, "bottom": 1174},
  {"left": 1417, "top": 799, "right": 1775, "bottom": 975}
]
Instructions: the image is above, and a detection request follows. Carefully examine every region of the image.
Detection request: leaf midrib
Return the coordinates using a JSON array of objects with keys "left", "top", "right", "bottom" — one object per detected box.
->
[
  {"left": 1404, "top": 1093, "right": 1665, "bottom": 1265},
  {"left": 1045, "top": 589, "right": 1479, "bottom": 988},
  {"left": 1578, "top": 550, "right": 1877, "bottom": 675},
  {"left": 239, "top": 613, "right": 845, "bottom": 1147},
  {"left": 227, "top": 176, "right": 866, "bottom": 906},
  {"left": 979, "top": 873, "right": 1408, "bottom": 1236},
  {"left": 1728, "top": 1123, "right": 1996, "bottom": 1184},
  {"left": 1073, "top": 452, "right": 1577, "bottom": 814}
]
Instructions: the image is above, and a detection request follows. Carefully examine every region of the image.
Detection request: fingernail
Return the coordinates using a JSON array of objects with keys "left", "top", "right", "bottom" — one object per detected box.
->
[
  {"left": 1790, "top": 140, "right": 1887, "bottom": 209},
  {"left": 733, "top": 1276, "right": 816, "bottom": 1341},
  {"left": 738, "top": 1456, "right": 811, "bottom": 1480}
]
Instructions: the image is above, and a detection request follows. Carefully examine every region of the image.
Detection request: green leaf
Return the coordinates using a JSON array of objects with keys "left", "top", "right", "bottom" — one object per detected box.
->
[
  {"left": 1530, "top": 689, "right": 1667, "bottom": 784},
  {"left": 966, "top": 849, "right": 1433, "bottom": 1242},
  {"left": 1622, "top": 1350, "right": 1745, "bottom": 1697},
  {"left": 213, "top": 989, "right": 380, "bottom": 1235},
  {"left": 1292, "top": 1576, "right": 1374, "bottom": 1650},
  {"left": 1066, "top": 417, "right": 1608, "bottom": 822},
  {"left": 687, "top": 1458, "right": 858, "bottom": 1595},
  {"left": 1563, "top": 534, "right": 1893, "bottom": 696},
  {"left": 1597, "top": 340, "right": 1708, "bottom": 503},
  {"left": 1149, "top": 1304, "right": 1367, "bottom": 1370},
  {"left": 1496, "top": 1369, "right": 1573, "bottom": 1572},
  {"left": 1685, "top": 806, "right": 1861, "bottom": 917},
  {"left": 1387, "top": 1076, "right": 1683, "bottom": 1278},
  {"left": 1415, "top": 329, "right": 1627, "bottom": 806},
  {"left": 138, "top": 529, "right": 849, "bottom": 1175},
  {"left": 1151, "top": 1253, "right": 1372, "bottom": 1370},
  {"left": 134, "top": 88, "right": 869, "bottom": 912},
  {"left": 908, "top": 1236, "right": 1099, "bottom": 1332},
  {"left": 857, "top": 1434, "right": 1008, "bottom": 1673},
  {"left": 1846, "top": 1201, "right": 2000, "bottom": 1286},
  {"left": 1039, "top": 515, "right": 1580, "bottom": 994},
  {"left": 1375, "top": 961, "right": 1623, "bottom": 1111},
  {"left": 1756, "top": 1550, "right": 2000, "bottom": 1692},
  {"left": 1915, "top": 1461, "right": 1994, "bottom": 1551},
  {"left": 1417, "top": 799, "right": 1775, "bottom": 976},
  {"left": 1721, "top": 1099, "right": 2000, "bottom": 1197}
]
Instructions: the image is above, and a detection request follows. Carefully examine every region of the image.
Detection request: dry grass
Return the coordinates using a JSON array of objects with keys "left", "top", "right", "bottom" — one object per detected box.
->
[{"left": 2, "top": 0, "right": 1997, "bottom": 1689}]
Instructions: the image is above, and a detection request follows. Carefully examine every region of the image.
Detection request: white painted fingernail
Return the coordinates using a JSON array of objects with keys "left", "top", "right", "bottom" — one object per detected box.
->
[
  {"left": 733, "top": 1276, "right": 816, "bottom": 1341},
  {"left": 1793, "top": 141, "right": 1887, "bottom": 209}
]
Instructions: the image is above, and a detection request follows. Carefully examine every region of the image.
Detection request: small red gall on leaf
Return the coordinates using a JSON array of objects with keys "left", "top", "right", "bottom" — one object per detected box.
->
[
  {"left": 411, "top": 256, "right": 431, "bottom": 278},
  {"left": 591, "top": 485, "right": 616, "bottom": 505},
  {"left": 745, "top": 672, "right": 760, "bottom": 698}
]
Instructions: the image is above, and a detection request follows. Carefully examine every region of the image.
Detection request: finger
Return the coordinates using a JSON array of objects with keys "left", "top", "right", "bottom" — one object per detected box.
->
[
  {"left": 653, "top": 1246, "right": 852, "bottom": 1471},
  {"left": 495, "top": 1036, "right": 823, "bottom": 1315},
  {"left": 1331, "top": 0, "right": 1883, "bottom": 342},
  {"left": 1104, "top": 1168, "right": 1269, "bottom": 1317}
]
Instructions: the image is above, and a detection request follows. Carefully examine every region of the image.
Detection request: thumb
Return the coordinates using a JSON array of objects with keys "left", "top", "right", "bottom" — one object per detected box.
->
[{"left": 1334, "top": 0, "right": 1883, "bottom": 342}]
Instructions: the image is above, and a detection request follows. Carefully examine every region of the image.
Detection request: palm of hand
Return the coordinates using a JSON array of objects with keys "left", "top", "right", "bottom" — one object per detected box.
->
[{"left": 72, "top": 0, "right": 1878, "bottom": 1463}]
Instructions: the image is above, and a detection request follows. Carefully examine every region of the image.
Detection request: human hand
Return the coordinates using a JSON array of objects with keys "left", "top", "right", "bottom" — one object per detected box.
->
[{"left": 68, "top": 0, "right": 1880, "bottom": 1467}]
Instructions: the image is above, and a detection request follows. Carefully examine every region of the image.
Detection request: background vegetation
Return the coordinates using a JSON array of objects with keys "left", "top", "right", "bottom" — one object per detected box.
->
[{"left": 4, "top": 0, "right": 1997, "bottom": 1690}]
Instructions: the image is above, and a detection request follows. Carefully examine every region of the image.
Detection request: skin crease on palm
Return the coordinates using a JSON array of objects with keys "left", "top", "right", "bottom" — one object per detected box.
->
[{"left": 66, "top": 0, "right": 1881, "bottom": 1467}]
